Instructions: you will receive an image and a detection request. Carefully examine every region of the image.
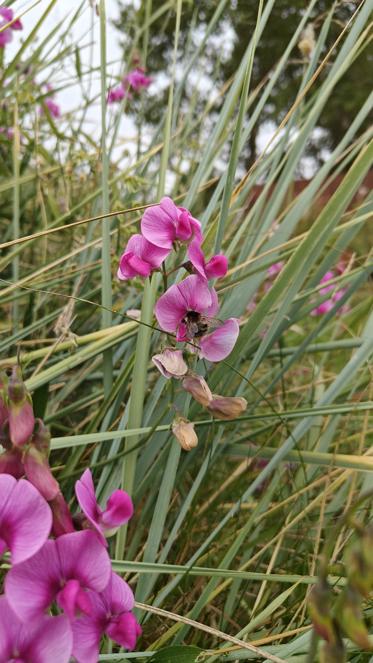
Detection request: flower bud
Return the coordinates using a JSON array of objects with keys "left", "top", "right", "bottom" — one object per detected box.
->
[
  {"left": 308, "top": 581, "right": 336, "bottom": 643},
  {"left": 207, "top": 395, "right": 247, "bottom": 420},
  {"left": 7, "top": 366, "right": 35, "bottom": 447},
  {"left": 23, "top": 446, "right": 60, "bottom": 501},
  {"left": 172, "top": 417, "right": 198, "bottom": 451},
  {"left": 49, "top": 492, "right": 75, "bottom": 537},
  {"left": 0, "top": 371, "right": 8, "bottom": 430},
  {"left": 152, "top": 348, "right": 188, "bottom": 379},
  {"left": 335, "top": 586, "right": 373, "bottom": 650},
  {"left": 182, "top": 374, "right": 212, "bottom": 407},
  {"left": 32, "top": 418, "right": 51, "bottom": 457},
  {"left": 0, "top": 448, "right": 24, "bottom": 479}
]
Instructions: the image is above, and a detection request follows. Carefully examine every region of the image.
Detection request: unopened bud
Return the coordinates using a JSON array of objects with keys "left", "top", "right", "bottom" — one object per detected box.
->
[
  {"left": 152, "top": 348, "right": 188, "bottom": 379},
  {"left": 0, "top": 371, "right": 8, "bottom": 429},
  {"left": 172, "top": 417, "right": 198, "bottom": 451},
  {"left": 182, "top": 374, "right": 212, "bottom": 407},
  {"left": 207, "top": 395, "right": 247, "bottom": 420},
  {"left": 32, "top": 419, "right": 51, "bottom": 457},
  {"left": 320, "top": 638, "right": 346, "bottom": 663},
  {"left": 0, "top": 448, "right": 24, "bottom": 479},
  {"left": 50, "top": 492, "right": 75, "bottom": 537},
  {"left": 23, "top": 446, "right": 60, "bottom": 501},
  {"left": 335, "top": 586, "right": 373, "bottom": 650},
  {"left": 7, "top": 366, "right": 35, "bottom": 447},
  {"left": 298, "top": 24, "right": 315, "bottom": 58},
  {"left": 308, "top": 581, "right": 336, "bottom": 643}
]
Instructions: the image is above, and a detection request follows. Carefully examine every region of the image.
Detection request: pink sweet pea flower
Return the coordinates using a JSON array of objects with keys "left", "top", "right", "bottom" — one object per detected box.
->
[
  {"left": 187, "top": 238, "right": 228, "bottom": 280},
  {"left": 0, "top": 596, "right": 72, "bottom": 663},
  {"left": 125, "top": 67, "right": 152, "bottom": 91},
  {"left": 45, "top": 97, "right": 61, "bottom": 118},
  {"left": 267, "top": 261, "right": 284, "bottom": 278},
  {"left": 75, "top": 469, "right": 133, "bottom": 543},
  {"left": 311, "top": 270, "right": 349, "bottom": 316},
  {"left": 117, "top": 234, "right": 170, "bottom": 280},
  {"left": 0, "top": 474, "right": 52, "bottom": 564},
  {"left": 5, "top": 530, "right": 111, "bottom": 622},
  {"left": 141, "top": 197, "right": 202, "bottom": 250},
  {"left": 155, "top": 274, "right": 239, "bottom": 361},
  {"left": 107, "top": 84, "right": 129, "bottom": 104},
  {"left": 0, "top": 7, "right": 22, "bottom": 48},
  {"left": 71, "top": 572, "right": 141, "bottom": 663}
]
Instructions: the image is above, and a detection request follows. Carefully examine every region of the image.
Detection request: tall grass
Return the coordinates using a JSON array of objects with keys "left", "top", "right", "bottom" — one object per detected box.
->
[{"left": 0, "top": 0, "right": 372, "bottom": 661}]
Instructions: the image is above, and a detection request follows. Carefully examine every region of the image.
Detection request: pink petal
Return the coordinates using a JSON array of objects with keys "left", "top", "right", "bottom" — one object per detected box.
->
[
  {"left": 57, "top": 579, "right": 92, "bottom": 620},
  {"left": 187, "top": 239, "right": 206, "bottom": 279},
  {"left": 0, "top": 28, "right": 12, "bottom": 47},
  {"left": 199, "top": 318, "right": 239, "bottom": 361},
  {"left": 0, "top": 475, "right": 52, "bottom": 564},
  {"left": 118, "top": 234, "right": 169, "bottom": 280},
  {"left": 56, "top": 530, "right": 111, "bottom": 594},
  {"left": 176, "top": 275, "right": 214, "bottom": 313},
  {"left": 8, "top": 400, "right": 35, "bottom": 447},
  {"left": 6, "top": 539, "right": 60, "bottom": 622},
  {"left": 75, "top": 469, "right": 101, "bottom": 526},
  {"left": 205, "top": 254, "right": 228, "bottom": 279},
  {"left": 71, "top": 613, "right": 103, "bottom": 663},
  {"left": 155, "top": 283, "right": 189, "bottom": 333},
  {"left": 0, "top": 596, "right": 72, "bottom": 663},
  {"left": 0, "top": 7, "right": 13, "bottom": 21},
  {"left": 204, "top": 284, "right": 219, "bottom": 318},
  {"left": 11, "top": 17, "right": 22, "bottom": 30},
  {"left": 141, "top": 201, "right": 176, "bottom": 249},
  {"left": 102, "top": 572, "right": 135, "bottom": 614},
  {"left": 106, "top": 611, "right": 142, "bottom": 650},
  {"left": 102, "top": 490, "right": 133, "bottom": 528}
]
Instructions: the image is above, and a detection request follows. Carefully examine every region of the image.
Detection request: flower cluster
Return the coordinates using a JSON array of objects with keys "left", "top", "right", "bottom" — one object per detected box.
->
[
  {"left": 0, "top": 367, "right": 140, "bottom": 662},
  {"left": 107, "top": 66, "right": 152, "bottom": 104},
  {"left": 0, "top": 6, "right": 22, "bottom": 49}
]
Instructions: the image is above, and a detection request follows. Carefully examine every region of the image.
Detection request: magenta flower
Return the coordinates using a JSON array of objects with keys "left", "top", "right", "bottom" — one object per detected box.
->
[
  {"left": 155, "top": 275, "right": 239, "bottom": 361},
  {"left": 141, "top": 197, "right": 202, "bottom": 250},
  {"left": 0, "top": 7, "right": 22, "bottom": 48},
  {"left": 311, "top": 270, "right": 349, "bottom": 316},
  {"left": 117, "top": 234, "right": 170, "bottom": 280},
  {"left": 75, "top": 469, "right": 133, "bottom": 543},
  {"left": 0, "top": 474, "right": 52, "bottom": 564},
  {"left": 0, "top": 596, "right": 72, "bottom": 663},
  {"left": 187, "top": 238, "right": 228, "bottom": 280},
  {"left": 71, "top": 572, "right": 141, "bottom": 663},
  {"left": 107, "top": 84, "right": 129, "bottom": 104},
  {"left": 45, "top": 97, "right": 61, "bottom": 118},
  {"left": 267, "top": 261, "right": 284, "bottom": 278},
  {"left": 125, "top": 67, "right": 152, "bottom": 91},
  {"left": 5, "top": 530, "right": 111, "bottom": 622}
]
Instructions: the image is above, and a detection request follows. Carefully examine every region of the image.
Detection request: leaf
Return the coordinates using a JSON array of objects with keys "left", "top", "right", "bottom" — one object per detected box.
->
[{"left": 149, "top": 646, "right": 202, "bottom": 663}]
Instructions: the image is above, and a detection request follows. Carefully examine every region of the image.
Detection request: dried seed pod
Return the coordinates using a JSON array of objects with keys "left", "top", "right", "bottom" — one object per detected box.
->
[{"left": 172, "top": 417, "right": 198, "bottom": 451}]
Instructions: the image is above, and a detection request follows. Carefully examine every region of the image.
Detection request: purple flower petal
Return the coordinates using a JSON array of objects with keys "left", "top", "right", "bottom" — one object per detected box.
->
[
  {"left": 75, "top": 468, "right": 101, "bottom": 524},
  {"left": 141, "top": 199, "right": 177, "bottom": 249},
  {"left": 0, "top": 596, "right": 72, "bottom": 663},
  {"left": 118, "top": 234, "right": 169, "bottom": 280},
  {"left": 187, "top": 240, "right": 227, "bottom": 280},
  {"left": 71, "top": 612, "right": 103, "bottom": 663},
  {"left": 106, "top": 611, "right": 142, "bottom": 650},
  {"left": 101, "top": 490, "right": 133, "bottom": 528},
  {"left": 0, "top": 475, "right": 52, "bottom": 564},
  {"left": 0, "top": 7, "right": 13, "bottom": 21},
  {"left": 199, "top": 318, "right": 239, "bottom": 361},
  {"left": 205, "top": 254, "right": 228, "bottom": 279},
  {"left": 76, "top": 470, "right": 133, "bottom": 541},
  {"left": 0, "top": 27, "right": 12, "bottom": 47},
  {"left": 154, "top": 283, "right": 190, "bottom": 333},
  {"left": 176, "top": 275, "right": 214, "bottom": 313}
]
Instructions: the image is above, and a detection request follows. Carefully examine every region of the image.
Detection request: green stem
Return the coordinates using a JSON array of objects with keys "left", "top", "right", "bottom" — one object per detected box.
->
[{"left": 99, "top": 0, "right": 113, "bottom": 395}]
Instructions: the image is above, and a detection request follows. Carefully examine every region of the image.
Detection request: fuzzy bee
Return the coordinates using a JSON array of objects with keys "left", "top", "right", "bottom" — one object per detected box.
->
[{"left": 183, "top": 311, "right": 221, "bottom": 339}]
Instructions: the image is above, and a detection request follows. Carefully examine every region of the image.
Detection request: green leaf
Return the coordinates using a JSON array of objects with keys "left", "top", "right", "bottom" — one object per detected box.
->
[{"left": 149, "top": 646, "right": 202, "bottom": 663}]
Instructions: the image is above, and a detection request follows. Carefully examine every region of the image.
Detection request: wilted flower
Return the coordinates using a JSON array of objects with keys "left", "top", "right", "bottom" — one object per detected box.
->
[
  {"left": 155, "top": 274, "right": 239, "bottom": 361},
  {"left": 6, "top": 530, "right": 111, "bottom": 622},
  {"left": 298, "top": 24, "right": 316, "bottom": 58},
  {"left": 152, "top": 348, "right": 188, "bottom": 379},
  {"left": 0, "top": 596, "right": 72, "bottom": 663},
  {"left": 172, "top": 417, "right": 198, "bottom": 451},
  {"left": 141, "top": 197, "right": 202, "bottom": 250},
  {"left": 182, "top": 373, "right": 212, "bottom": 407},
  {"left": 207, "top": 395, "right": 247, "bottom": 420},
  {"left": 125, "top": 67, "right": 152, "bottom": 91},
  {"left": 7, "top": 366, "right": 35, "bottom": 447},
  {"left": 0, "top": 7, "right": 22, "bottom": 48},
  {"left": 75, "top": 468, "right": 133, "bottom": 543},
  {"left": 117, "top": 234, "right": 169, "bottom": 280},
  {"left": 71, "top": 572, "right": 141, "bottom": 663},
  {"left": 0, "top": 474, "right": 52, "bottom": 564},
  {"left": 187, "top": 238, "right": 228, "bottom": 280}
]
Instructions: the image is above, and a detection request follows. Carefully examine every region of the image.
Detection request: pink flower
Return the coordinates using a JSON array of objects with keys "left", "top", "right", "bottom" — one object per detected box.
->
[
  {"left": 141, "top": 197, "right": 202, "bottom": 250},
  {"left": 71, "top": 572, "right": 141, "bottom": 663},
  {"left": 0, "top": 596, "right": 72, "bottom": 663},
  {"left": 0, "top": 7, "right": 22, "bottom": 48},
  {"left": 0, "top": 474, "right": 52, "bottom": 564},
  {"left": 125, "top": 67, "right": 152, "bottom": 91},
  {"left": 155, "top": 275, "right": 239, "bottom": 361},
  {"left": 107, "top": 84, "right": 129, "bottom": 104},
  {"left": 311, "top": 270, "right": 349, "bottom": 316},
  {"left": 75, "top": 469, "right": 133, "bottom": 543},
  {"left": 5, "top": 530, "right": 111, "bottom": 622},
  {"left": 187, "top": 238, "right": 228, "bottom": 280},
  {"left": 117, "top": 234, "right": 170, "bottom": 280},
  {"left": 45, "top": 97, "right": 61, "bottom": 118},
  {"left": 267, "top": 261, "right": 284, "bottom": 278}
]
